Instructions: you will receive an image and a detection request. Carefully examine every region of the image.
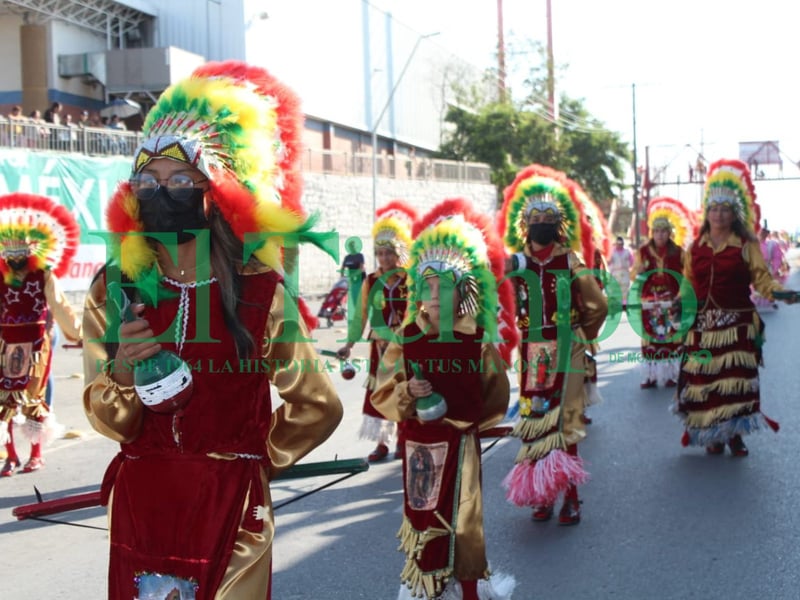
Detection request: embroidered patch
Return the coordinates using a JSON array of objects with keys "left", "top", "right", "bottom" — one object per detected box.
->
[
  {"left": 405, "top": 440, "right": 448, "bottom": 511},
  {"left": 525, "top": 340, "right": 559, "bottom": 391},
  {"left": 2, "top": 342, "right": 32, "bottom": 379},
  {"left": 134, "top": 571, "right": 199, "bottom": 599}
]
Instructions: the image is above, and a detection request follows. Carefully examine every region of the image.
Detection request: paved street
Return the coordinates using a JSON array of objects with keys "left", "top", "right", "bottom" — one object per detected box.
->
[{"left": 2, "top": 267, "right": 800, "bottom": 599}]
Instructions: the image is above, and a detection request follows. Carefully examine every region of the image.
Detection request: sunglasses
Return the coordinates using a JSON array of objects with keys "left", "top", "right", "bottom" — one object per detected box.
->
[{"left": 129, "top": 173, "right": 207, "bottom": 202}]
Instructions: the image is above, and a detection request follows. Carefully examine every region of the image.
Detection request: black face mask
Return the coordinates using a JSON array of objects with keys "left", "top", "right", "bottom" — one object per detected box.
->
[
  {"left": 6, "top": 258, "right": 28, "bottom": 271},
  {"left": 138, "top": 187, "right": 209, "bottom": 245},
  {"left": 527, "top": 222, "right": 559, "bottom": 245}
]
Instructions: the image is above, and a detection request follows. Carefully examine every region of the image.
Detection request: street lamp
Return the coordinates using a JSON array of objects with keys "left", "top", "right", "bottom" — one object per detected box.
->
[{"left": 370, "top": 31, "right": 440, "bottom": 250}]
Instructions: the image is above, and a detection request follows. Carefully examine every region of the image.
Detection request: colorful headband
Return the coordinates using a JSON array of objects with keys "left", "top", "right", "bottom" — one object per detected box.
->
[
  {"left": 498, "top": 164, "right": 592, "bottom": 259},
  {"left": 407, "top": 198, "right": 499, "bottom": 336},
  {"left": 702, "top": 158, "right": 760, "bottom": 233},
  {"left": 647, "top": 196, "right": 695, "bottom": 248},
  {"left": 371, "top": 199, "right": 417, "bottom": 267},
  {"left": 107, "top": 60, "right": 323, "bottom": 281},
  {"left": 0, "top": 193, "right": 80, "bottom": 286}
]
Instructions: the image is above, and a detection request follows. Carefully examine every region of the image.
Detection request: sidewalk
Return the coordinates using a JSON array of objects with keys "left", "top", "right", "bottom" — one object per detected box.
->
[{"left": 0, "top": 302, "right": 410, "bottom": 599}]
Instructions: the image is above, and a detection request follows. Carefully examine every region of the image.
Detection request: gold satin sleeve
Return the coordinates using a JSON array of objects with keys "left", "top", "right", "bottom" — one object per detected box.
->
[
  {"left": 571, "top": 253, "right": 609, "bottom": 342},
  {"left": 82, "top": 272, "right": 145, "bottom": 443},
  {"left": 370, "top": 340, "right": 415, "bottom": 422},
  {"left": 264, "top": 283, "right": 343, "bottom": 479},
  {"left": 44, "top": 271, "right": 82, "bottom": 342},
  {"left": 743, "top": 240, "right": 784, "bottom": 300}
]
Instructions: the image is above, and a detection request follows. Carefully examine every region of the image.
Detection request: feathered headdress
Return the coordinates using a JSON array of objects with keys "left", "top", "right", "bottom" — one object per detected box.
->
[
  {"left": 647, "top": 196, "right": 695, "bottom": 248},
  {"left": 106, "top": 60, "right": 324, "bottom": 281},
  {"left": 372, "top": 199, "right": 418, "bottom": 267},
  {"left": 564, "top": 179, "right": 606, "bottom": 269},
  {"left": 702, "top": 158, "right": 760, "bottom": 233},
  {"left": 498, "top": 164, "right": 593, "bottom": 261},
  {"left": 0, "top": 193, "right": 80, "bottom": 286},
  {"left": 407, "top": 198, "right": 502, "bottom": 339}
]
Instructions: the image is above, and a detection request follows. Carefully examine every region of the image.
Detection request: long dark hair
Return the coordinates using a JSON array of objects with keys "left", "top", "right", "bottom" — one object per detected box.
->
[{"left": 207, "top": 206, "right": 256, "bottom": 359}]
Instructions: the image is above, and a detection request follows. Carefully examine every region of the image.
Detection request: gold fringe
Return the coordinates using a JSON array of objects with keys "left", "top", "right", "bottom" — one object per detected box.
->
[
  {"left": 698, "top": 324, "right": 754, "bottom": 348},
  {"left": 510, "top": 405, "right": 561, "bottom": 440},
  {"left": 514, "top": 431, "right": 566, "bottom": 463},
  {"left": 682, "top": 350, "right": 758, "bottom": 375},
  {"left": 681, "top": 376, "right": 758, "bottom": 402},
  {"left": 396, "top": 517, "right": 453, "bottom": 598},
  {"left": 681, "top": 400, "right": 758, "bottom": 428},
  {"left": 0, "top": 389, "right": 26, "bottom": 410}
]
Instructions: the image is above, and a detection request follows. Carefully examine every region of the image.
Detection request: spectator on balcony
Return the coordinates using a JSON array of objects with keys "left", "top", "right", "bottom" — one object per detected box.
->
[
  {"left": 59, "top": 114, "right": 78, "bottom": 152},
  {"left": 75, "top": 110, "right": 93, "bottom": 152},
  {"left": 107, "top": 114, "right": 128, "bottom": 154},
  {"left": 43, "top": 101, "right": 62, "bottom": 125},
  {"left": 27, "top": 110, "right": 49, "bottom": 148},
  {"left": 43, "top": 101, "right": 62, "bottom": 150},
  {"left": 5, "top": 106, "right": 25, "bottom": 147},
  {"left": 77, "top": 110, "right": 91, "bottom": 128}
]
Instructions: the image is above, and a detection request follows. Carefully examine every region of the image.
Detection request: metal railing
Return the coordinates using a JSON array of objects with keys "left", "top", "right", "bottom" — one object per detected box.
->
[
  {"left": 0, "top": 119, "right": 142, "bottom": 156},
  {"left": 0, "top": 120, "right": 492, "bottom": 184},
  {"left": 301, "top": 148, "right": 491, "bottom": 183}
]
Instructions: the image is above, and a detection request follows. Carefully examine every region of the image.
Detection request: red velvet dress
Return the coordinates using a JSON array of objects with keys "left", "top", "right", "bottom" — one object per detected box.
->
[
  {"left": 0, "top": 270, "right": 50, "bottom": 423},
  {"left": 634, "top": 241, "right": 684, "bottom": 383},
  {"left": 503, "top": 245, "right": 607, "bottom": 507},
  {"left": 676, "top": 235, "right": 780, "bottom": 446},
  {"left": 101, "top": 273, "right": 276, "bottom": 599},
  {"left": 360, "top": 270, "right": 408, "bottom": 440}
]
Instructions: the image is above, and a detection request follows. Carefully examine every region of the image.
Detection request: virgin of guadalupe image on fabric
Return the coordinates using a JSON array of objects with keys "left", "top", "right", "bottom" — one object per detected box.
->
[
  {"left": 526, "top": 340, "right": 558, "bottom": 391},
  {"left": 405, "top": 440, "right": 448, "bottom": 511},
  {"left": 135, "top": 572, "right": 199, "bottom": 599}
]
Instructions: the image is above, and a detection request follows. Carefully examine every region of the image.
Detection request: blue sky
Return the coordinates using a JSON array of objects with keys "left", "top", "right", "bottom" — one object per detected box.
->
[{"left": 372, "top": 0, "right": 800, "bottom": 229}]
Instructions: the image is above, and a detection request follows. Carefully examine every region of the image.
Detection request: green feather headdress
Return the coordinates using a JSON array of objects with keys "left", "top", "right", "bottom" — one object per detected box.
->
[
  {"left": 406, "top": 200, "right": 498, "bottom": 337},
  {"left": 499, "top": 169, "right": 585, "bottom": 255}
]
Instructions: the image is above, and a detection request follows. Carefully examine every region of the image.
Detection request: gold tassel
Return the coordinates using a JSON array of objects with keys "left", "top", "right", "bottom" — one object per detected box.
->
[
  {"left": 396, "top": 516, "right": 454, "bottom": 599},
  {"left": 681, "top": 377, "right": 758, "bottom": 403},
  {"left": 698, "top": 324, "right": 754, "bottom": 348},
  {"left": 682, "top": 400, "right": 757, "bottom": 428},
  {"left": 510, "top": 405, "right": 561, "bottom": 440},
  {"left": 396, "top": 517, "right": 448, "bottom": 557},
  {"left": 683, "top": 350, "right": 758, "bottom": 375},
  {"left": 514, "top": 431, "right": 566, "bottom": 463}
]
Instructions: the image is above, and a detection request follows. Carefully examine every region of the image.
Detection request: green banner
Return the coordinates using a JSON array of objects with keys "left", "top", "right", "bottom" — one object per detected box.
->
[{"left": 0, "top": 148, "right": 130, "bottom": 244}]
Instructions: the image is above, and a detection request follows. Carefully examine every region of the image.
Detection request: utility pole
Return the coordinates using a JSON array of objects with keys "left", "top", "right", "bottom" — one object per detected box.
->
[
  {"left": 632, "top": 83, "right": 639, "bottom": 247},
  {"left": 546, "top": 0, "right": 557, "bottom": 124},
  {"left": 497, "top": 0, "right": 507, "bottom": 102},
  {"left": 644, "top": 145, "right": 651, "bottom": 221}
]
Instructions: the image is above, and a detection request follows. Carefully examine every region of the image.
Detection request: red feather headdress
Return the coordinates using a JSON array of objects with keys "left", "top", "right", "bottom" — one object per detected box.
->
[
  {"left": 409, "top": 197, "right": 519, "bottom": 360},
  {"left": 0, "top": 193, "right": 80, "bottom": 286}
]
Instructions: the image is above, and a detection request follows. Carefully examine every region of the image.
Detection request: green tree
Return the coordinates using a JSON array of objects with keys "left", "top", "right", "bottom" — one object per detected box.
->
[{"left": 437, "top": 39, "right": 630, "bottom": 208}]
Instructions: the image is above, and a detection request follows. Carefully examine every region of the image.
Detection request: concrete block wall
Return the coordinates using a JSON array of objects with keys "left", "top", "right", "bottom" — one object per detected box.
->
[{"left": 296, "top": 173, "right": 498, "bottom": 296}]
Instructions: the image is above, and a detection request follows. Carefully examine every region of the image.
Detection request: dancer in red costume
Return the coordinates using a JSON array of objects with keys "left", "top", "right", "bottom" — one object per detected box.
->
[
  {"left": 632, "top": 197, "right": 691, "bottom": 389},
  {"left": 676, "top": 159, "right": 796, "bottom": 457},
  {"left": 338, "top": 200, "right": 417, "bottom": 461},
  {"left": 498, "top": 166, "right": 607, "bottom": 525},
  {"left": 82, "top": 61, "right": 342, "bottom": 600},
  {"left": 372, "top": 198, "right": 516, "bottom": 600},
  {"left": 0, "top": 193, "right": 82, "bottom": 476}
]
